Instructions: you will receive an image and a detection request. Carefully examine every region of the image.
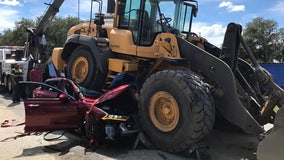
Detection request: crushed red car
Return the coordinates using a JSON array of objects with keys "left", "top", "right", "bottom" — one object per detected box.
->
[{"left": 21, "top": 76, "right": 140, "bottom": 145}]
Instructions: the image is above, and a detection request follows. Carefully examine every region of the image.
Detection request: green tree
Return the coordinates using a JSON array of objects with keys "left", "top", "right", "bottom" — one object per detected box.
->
[
  {"left": 243, "top": 17, "right": 280, "bottom": 62},
  {"left": 0, "top": 29, "right": 14, "bottom": 45},
  {"left": 0, "top": 18, "right": 35, "bottom": 46},
  {"left": 0, "top": 16, "right": 79, "bottom": 49},
  {"left": 44, "top": 16, "right": 79, "bottom": 48},
  {"left": 13, "top": 18, "right": 36, "bottom": 46},
  {"left": 272, "top": 27, "right": 284, "bottom": 62},
  {"left": 272, "top": 45, "right": 284, "bottom": 62},
  {"left": 279, "top": 28, "right": 284, "bottom": 42}
]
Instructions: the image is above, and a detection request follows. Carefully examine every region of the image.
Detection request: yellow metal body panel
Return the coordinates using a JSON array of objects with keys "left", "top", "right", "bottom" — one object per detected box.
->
[
  {"left": 137, "top": 33, "right": 180, "bottom": 59},
  {"left": 67, "top": 21, "right": 113, "bottom": 37},
  {"left": 188, "top": 36, "right": 208, "bottom": 50},
  {"left": 109, "top": 29, "right": 136, "bottom": 55},
  {"left": 109, "top": 31, "right": 180, "bottom": 59},
  {"left": 67, "top": 22, "right": 97, "bottom": 36},
  {"left": 108, "top": 58, "right": 138, "bottom": 72},
  {"left": 52, "top": 47, "right": 66, "bottom": 71}
]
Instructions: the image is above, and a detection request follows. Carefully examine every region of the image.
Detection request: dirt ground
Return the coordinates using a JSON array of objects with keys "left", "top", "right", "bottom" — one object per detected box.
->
[{"left": 0, "top": 92, "right": 265, "bottom": 160}]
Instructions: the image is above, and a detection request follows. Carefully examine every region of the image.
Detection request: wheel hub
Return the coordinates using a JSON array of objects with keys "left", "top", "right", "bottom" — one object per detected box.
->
[
  {"left": 72, "top": 56, "right": 89, "bottom": 83},
  {"left": 149, "top": 91, "right": 179, "bottom": 132}
]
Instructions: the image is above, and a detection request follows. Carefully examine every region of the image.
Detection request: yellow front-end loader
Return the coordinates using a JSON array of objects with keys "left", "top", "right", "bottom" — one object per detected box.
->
[{"left": 50, "top": 0, "right": 284, "bottom": 155}]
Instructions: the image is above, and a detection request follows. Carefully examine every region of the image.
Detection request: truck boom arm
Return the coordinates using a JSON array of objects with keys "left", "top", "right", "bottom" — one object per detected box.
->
[
  {"left": 25, "top": 0, "right": 65, "bottom": 62},
  {"left": 35, "top": 0, "right": 65, "bottom": 36}
]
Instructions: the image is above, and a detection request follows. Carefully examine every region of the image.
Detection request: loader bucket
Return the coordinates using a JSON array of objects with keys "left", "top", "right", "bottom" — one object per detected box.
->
[{"left": 257, "top": 107, "right": 284, "bottom": 160}]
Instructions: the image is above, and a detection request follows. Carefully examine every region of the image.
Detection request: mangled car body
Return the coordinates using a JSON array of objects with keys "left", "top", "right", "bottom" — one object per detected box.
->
[{"left": 22, "top": 77, "right": 139, "bottom": 145}]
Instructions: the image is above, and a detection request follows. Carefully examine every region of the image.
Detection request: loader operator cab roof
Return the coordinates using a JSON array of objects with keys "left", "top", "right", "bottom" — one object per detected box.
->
[{"left": 117, "top": 0, "right": 198, "bottom": 45}]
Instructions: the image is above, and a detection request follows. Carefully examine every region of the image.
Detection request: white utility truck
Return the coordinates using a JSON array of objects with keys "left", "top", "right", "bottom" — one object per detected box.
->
[{"left": 0, "top": 46, "right": 29, "bottom": 93}]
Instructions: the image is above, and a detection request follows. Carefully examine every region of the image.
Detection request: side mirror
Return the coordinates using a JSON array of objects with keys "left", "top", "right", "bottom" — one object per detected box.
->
[{"left": 59, "top": 93, "right": 69, "bottom": 102}]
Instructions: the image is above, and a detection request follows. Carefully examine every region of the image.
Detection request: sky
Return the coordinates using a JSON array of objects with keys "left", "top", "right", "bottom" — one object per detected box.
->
[{"left": 0, "top": 0, "right": 283, "bottom": 47}]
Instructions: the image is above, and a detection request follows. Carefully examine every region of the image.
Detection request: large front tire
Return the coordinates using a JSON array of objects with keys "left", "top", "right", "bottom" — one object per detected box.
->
[
  {"left": 66, "top": 46, "right": 107, "bottom": 90},
  {"left": 138, "top": 70, "right": 215, "bottom": 153}
]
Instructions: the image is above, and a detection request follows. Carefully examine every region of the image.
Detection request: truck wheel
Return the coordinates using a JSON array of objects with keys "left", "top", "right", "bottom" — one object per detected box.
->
[
  {"left": 0, "top": 73, "right": 3, "bottom": 85},
  {"left": 138, "top": 70, "right": 215, "bottom": 153},
  {"left": 5, "top": 76, "right": 13, "bottom": 94},
  {"left": 66, "top": 46, "right": 106, "bottom": 90}
]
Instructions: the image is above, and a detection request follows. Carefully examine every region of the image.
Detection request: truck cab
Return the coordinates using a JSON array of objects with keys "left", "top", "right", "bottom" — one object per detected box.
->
[{"left": 0, "top": 47, "right": 29, "bottom": 93}]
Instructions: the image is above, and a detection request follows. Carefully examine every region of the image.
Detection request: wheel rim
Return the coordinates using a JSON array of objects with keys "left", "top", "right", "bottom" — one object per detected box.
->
[
  {"left": 71, "top": 56, "right": 89, "bottom": 83},
  {"left": 149, "top": 91, "right": 179, "bottom": 132}
]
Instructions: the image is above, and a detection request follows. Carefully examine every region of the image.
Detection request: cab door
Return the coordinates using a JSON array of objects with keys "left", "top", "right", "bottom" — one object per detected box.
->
[{"left": 24, "top": 96, "right": 80, "bottom": 132}]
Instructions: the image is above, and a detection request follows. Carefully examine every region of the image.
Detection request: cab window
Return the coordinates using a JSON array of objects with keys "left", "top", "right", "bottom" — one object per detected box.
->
[
  {"left": 140, "top": 0, "right": 162, "bottom": 46},
  {"left": 118, "top": 0, "right": 141, "bottom": 44}
]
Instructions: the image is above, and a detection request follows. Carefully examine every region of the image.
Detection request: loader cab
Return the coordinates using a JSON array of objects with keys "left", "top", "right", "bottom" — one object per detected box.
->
[
  {"left": 117, "top": 0, "right": 197, "bottom": 42},
  {"left": 109, "top": 0, "right": 197, "bottom": 58},
  {"left": 117, "top": 0, "right": 162, "bottom": 46}
]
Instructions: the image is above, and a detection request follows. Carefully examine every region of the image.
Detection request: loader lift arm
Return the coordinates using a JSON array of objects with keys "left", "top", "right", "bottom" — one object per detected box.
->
[{"left": 221, "top": 23, "right": 284, "bottom": 127}]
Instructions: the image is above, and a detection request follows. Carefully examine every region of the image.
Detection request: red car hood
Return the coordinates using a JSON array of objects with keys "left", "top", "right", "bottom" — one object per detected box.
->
[{"left": 84, "top": 84, "right": 131, "bottom": 106}]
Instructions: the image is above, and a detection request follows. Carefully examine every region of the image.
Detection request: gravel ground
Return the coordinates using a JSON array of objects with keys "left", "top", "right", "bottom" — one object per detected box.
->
[{"left": 0, "top": 92, "right": 261, "bottom": 160}]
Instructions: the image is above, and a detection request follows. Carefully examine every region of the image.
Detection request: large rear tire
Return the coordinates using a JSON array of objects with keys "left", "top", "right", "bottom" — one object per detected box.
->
[
  {"left": 66, "top": 46, "right": 107, "bottom": 90},
  {"left": 138, "top": 70, "right": 215, "bottom": 153}
]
